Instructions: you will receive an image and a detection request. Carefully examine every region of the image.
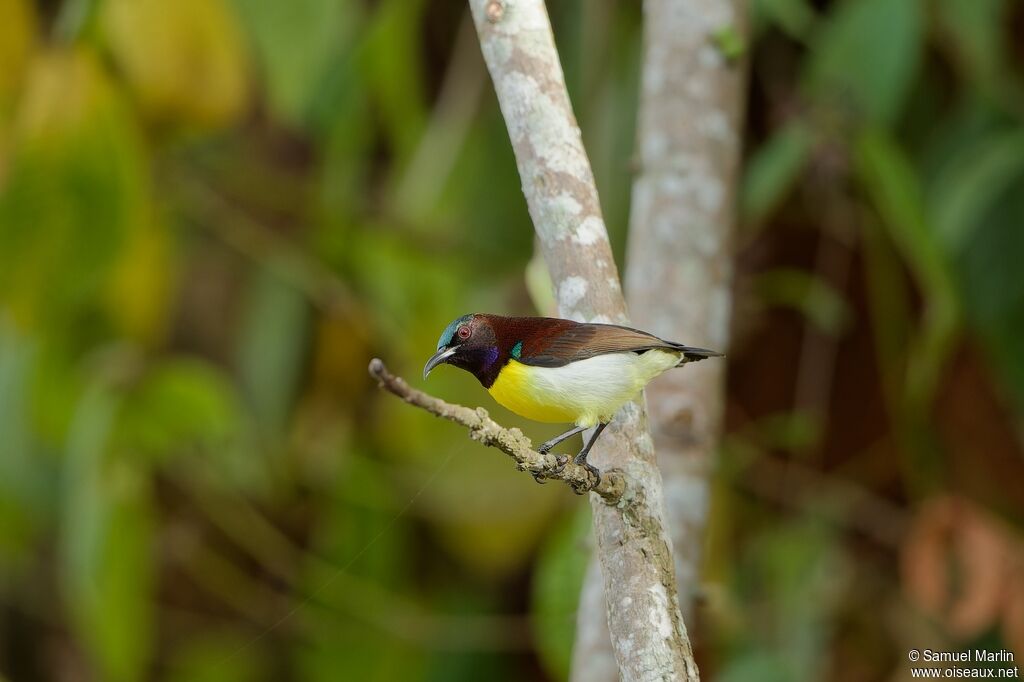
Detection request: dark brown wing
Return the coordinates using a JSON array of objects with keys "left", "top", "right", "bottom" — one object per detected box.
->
[{"left": 516, "top": 320, "right": 712, "bottom": 368}]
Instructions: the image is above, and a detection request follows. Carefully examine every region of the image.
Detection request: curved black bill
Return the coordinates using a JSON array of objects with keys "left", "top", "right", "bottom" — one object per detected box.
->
[{"left": 423, "top": 347, "right": 456, "bottom": 380}]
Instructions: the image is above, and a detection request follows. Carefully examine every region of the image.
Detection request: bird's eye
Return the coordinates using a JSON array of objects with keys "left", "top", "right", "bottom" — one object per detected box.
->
[{"left": 457, "top": 325, "right": 471, "bottom": 340}]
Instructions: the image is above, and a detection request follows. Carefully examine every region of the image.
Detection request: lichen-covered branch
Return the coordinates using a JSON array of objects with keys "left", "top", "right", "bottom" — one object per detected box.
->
[
  {"left": 468, "top": 0, "right": 622, "bottom": 322},
  {"left": 467, "top": 1, "right": 699, "bottom": 679},
  {"left": 569, "top": 558, "right": 619, "bottom": 681},
  {"left": 368, "top": 359, "right": 625, "bottom": 501},
  {"left": 624, "top": 0, "right": 747, "bottom": 618},
  {"left": 574, "top": 1, "right": 747, "bottom": 673}
]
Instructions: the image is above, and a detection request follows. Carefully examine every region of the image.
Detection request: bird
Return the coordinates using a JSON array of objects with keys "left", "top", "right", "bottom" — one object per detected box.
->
[{"left": 422, "top": 313, "right": 723, "bottom": 488}]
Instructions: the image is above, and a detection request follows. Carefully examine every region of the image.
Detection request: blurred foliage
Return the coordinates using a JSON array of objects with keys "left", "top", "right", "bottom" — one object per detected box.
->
[
  {"left": 101, "top": 0, "right": 251, "bottom": 127},
  {"left": 0, "top": 0, "right": 1021, "bottom": 681}
]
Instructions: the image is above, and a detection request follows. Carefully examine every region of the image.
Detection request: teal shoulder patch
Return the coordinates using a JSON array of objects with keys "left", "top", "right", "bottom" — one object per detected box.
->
[{"left": 511, "top": 340, "right": 523, "bottom": 359}]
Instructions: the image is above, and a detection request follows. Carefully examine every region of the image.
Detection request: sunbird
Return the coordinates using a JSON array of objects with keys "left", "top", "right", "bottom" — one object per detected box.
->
[{"left": 423, "top": 314, "right": 722, "bottom": 486}]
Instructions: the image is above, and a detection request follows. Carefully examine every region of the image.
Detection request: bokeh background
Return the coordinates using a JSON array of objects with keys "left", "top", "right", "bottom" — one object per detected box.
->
[{"left": 1, "top": 0, "right": 1023, "bottom": 680}]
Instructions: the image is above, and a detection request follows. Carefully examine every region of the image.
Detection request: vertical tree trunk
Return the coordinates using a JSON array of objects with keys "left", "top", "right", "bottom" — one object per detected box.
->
[
  {"left": 626, "top": 0, "right": 747, "bottom": 617},
  {"left": 467, "top": 1, "right": 699, "bottom": 679},
  {"left": 572, "top": 1, "right": 747, "bottom": 678}
]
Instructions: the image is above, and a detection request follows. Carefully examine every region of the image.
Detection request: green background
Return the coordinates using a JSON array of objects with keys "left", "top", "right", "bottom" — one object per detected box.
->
[{"left": 0, "top": 0, "right": 1022, "bottom": 679}]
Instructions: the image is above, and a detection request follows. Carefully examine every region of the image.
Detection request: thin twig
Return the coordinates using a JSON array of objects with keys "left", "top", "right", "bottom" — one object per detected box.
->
[{"left": 368, "top": 358, "right": 625, "bottom": 502}]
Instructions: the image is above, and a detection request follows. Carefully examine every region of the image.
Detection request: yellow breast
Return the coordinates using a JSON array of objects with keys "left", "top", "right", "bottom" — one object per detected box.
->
[
  {"left": 488, "top": 360, "right": 579, "bottom": 423},
  {"left": 486, "top": 351, "right": 682, "bottom": 427}
]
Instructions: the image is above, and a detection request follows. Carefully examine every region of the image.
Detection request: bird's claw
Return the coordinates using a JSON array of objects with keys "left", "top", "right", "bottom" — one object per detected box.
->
[
  {"left": 563, "top": 458, "right": 602, "bottom": 494},
  {"left": 576, "top": 462, "right": 602, "bottom": 493},
  {"left": 531, "top": 454, "right": 568, "bottom": 484}
]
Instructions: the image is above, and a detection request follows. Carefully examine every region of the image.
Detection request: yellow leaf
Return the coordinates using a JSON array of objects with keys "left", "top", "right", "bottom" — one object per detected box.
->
[
  {"left": 2, "top": 49, "right": 150, "bottom": 332},
  {"left": 104, "top": 214, "right": 174, "bottom": 345},
  {"left": 14, "top": 48, "right": 125, "bottom": 144},
  {"left": 0, "top": 0, "right": 36, "bottom": 106},
  {"left": 100, "top": 0, "right": 251, "bottom": 127},
  {"left": 311, "top": 314, "right": 372, "bottom": 404},
  {"left": 0, "top": 0, "right": 37, "bottom": 185}
]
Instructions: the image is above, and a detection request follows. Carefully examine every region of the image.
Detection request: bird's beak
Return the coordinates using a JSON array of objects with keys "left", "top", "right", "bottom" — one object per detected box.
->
[{"left": 423, "top": 347, "right": 457, "bottom": 380}]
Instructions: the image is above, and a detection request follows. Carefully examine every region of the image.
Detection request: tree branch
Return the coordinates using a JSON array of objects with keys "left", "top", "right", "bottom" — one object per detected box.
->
[
  {"left": 368, "top": 358, "right": 625, "bottom": 501},
  {"left": 571, "top": 2, "right": 748, "bottom": 675},
  {"left": 624, "top": 0, "right": 747, "bottom": 618},
  {"left": 467, "top": 1, "right": 700, "bottom": 679},
  {"left": 573, "top": 0, "right": 749, "bottom": 663}
]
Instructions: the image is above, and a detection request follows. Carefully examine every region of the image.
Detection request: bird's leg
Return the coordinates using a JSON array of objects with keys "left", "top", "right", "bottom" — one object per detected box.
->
[
  {"left": 531, "top": 425, "right": 585, "bottom": 483},
  {"left": 536, "top": 425, "right": 586, "bottom": 454},
  {"left": 573, "top": 422, "right": 609, "bottom": 489}
]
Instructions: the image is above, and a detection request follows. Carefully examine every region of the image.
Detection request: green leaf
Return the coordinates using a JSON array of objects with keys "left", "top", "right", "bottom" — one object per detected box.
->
[
  {"left": 361, "top": 0, "right": 427, "bottom": 161},
  {"left": 934, "top": 0, "right": 1007, "bottom": 91},
  {"left": 754, "top": 411, "right": 823, "bottom": 454},
  {"left": 854, "top": 130, "right": 955, "bottom": 313},
  {"left": 26, "top": 336, "right": 85, "bottom": 449},
  {"left": 230, "top": 0, "right": 360, "bottom": 126},
  {"left": 0, "top": 319, "right": 43, "bottom": 561},
  {"left": 808, "top": 0, "right": 923, "bottom": 124},
  {"left": 316, "top": 83, "right": 372, "bottom": 234},
  {"left": 855, "top": 129, "right": 959, "bottom": 411},
  {"left": 929, "top": 129, "right": 1024, "bottom": 253},
  {"left": 310, "top": 452, "right": 405, "bottom": 582},
  {"left": 117, "top": 358, "right": 243, "bottom": 461},
  {"left": 348, "top": 229, "right": 465, "bottom": 341},
  {"left": 235, "top": 270, "right": 308, "bottom": 438},
  {"left": 741, "top": 122, "right": 813, "bottom": 227},
  {"left": 166, "top": 633, "right": 265, "bottom": 682},
  {"left": 860, "top": 219, "right": 911, "bottom": 408},
  {"left": 0, "top": 49, "right": 149, "bottom": 332},
  {"left": 755, "top": 268, "right": 852, "bottom": 335},
  {"left": 712, "top": 25, "right": 747, "bottom": 64},
  {"left": 718, "top": 652, "right": 794, "bottom": 682},
  {"left": 956, "top": 174, "right": 1024, "bottom": 415},
  {"left": 753, "top": 0, "right": 816, "bottom": 40},
  {"left": 531, "top": 505, "right": 592, "bottom": 681},
  {"left": 719, "top": 521, "right": 845, "bottom": 682},
  {"left": 299, "top": 461, "right": 425, "bottom": 681},
  {"left": 61, "top": 386, "right": 155, "bottom": 682}
]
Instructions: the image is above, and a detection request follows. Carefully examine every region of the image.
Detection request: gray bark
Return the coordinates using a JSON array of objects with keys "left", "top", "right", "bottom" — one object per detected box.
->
[
  {"left": 572, "top": 0, "right": 747, "bottom": 678},
  {"left": 467, "top": 1, "right": 699, "bottom": 679},
  {"left": 625, "top": 0, "right": 746, "bottom": 617}
]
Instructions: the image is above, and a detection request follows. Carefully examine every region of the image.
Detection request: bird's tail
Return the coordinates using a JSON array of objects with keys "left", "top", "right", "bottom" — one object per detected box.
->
[{"left": 674, "top": 345, "right": 724, "bottom": 366}]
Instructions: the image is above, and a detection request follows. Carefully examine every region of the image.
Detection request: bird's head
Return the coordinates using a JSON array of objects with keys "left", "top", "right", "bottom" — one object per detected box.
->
[{"left": 423, "top": 313, "right": 502, "bottom": 385}]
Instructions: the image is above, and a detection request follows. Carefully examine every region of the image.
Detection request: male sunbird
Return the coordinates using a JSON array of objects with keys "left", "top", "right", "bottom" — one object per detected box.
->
[{"left": 423, "top": 314, "right": 722, "bottom": 486}]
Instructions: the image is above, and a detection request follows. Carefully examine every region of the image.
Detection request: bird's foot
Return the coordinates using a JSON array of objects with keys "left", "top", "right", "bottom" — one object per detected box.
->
[
  {"left": 531, "top": 454, "right": 568, "bottom": 484},
  {"left": 565, "top": 458, "right": 602, "bottom": 491},
  {"left": 574, "top": 461, "right": 601, "bottom": 493},
  {"left": 568, "top": 448, "right": 602, "bottom": 493}
]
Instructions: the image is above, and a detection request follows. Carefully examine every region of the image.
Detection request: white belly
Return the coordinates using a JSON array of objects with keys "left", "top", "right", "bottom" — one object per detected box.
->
[{"left": 490, "top": 349, "right": 681, "bottom": 427}]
